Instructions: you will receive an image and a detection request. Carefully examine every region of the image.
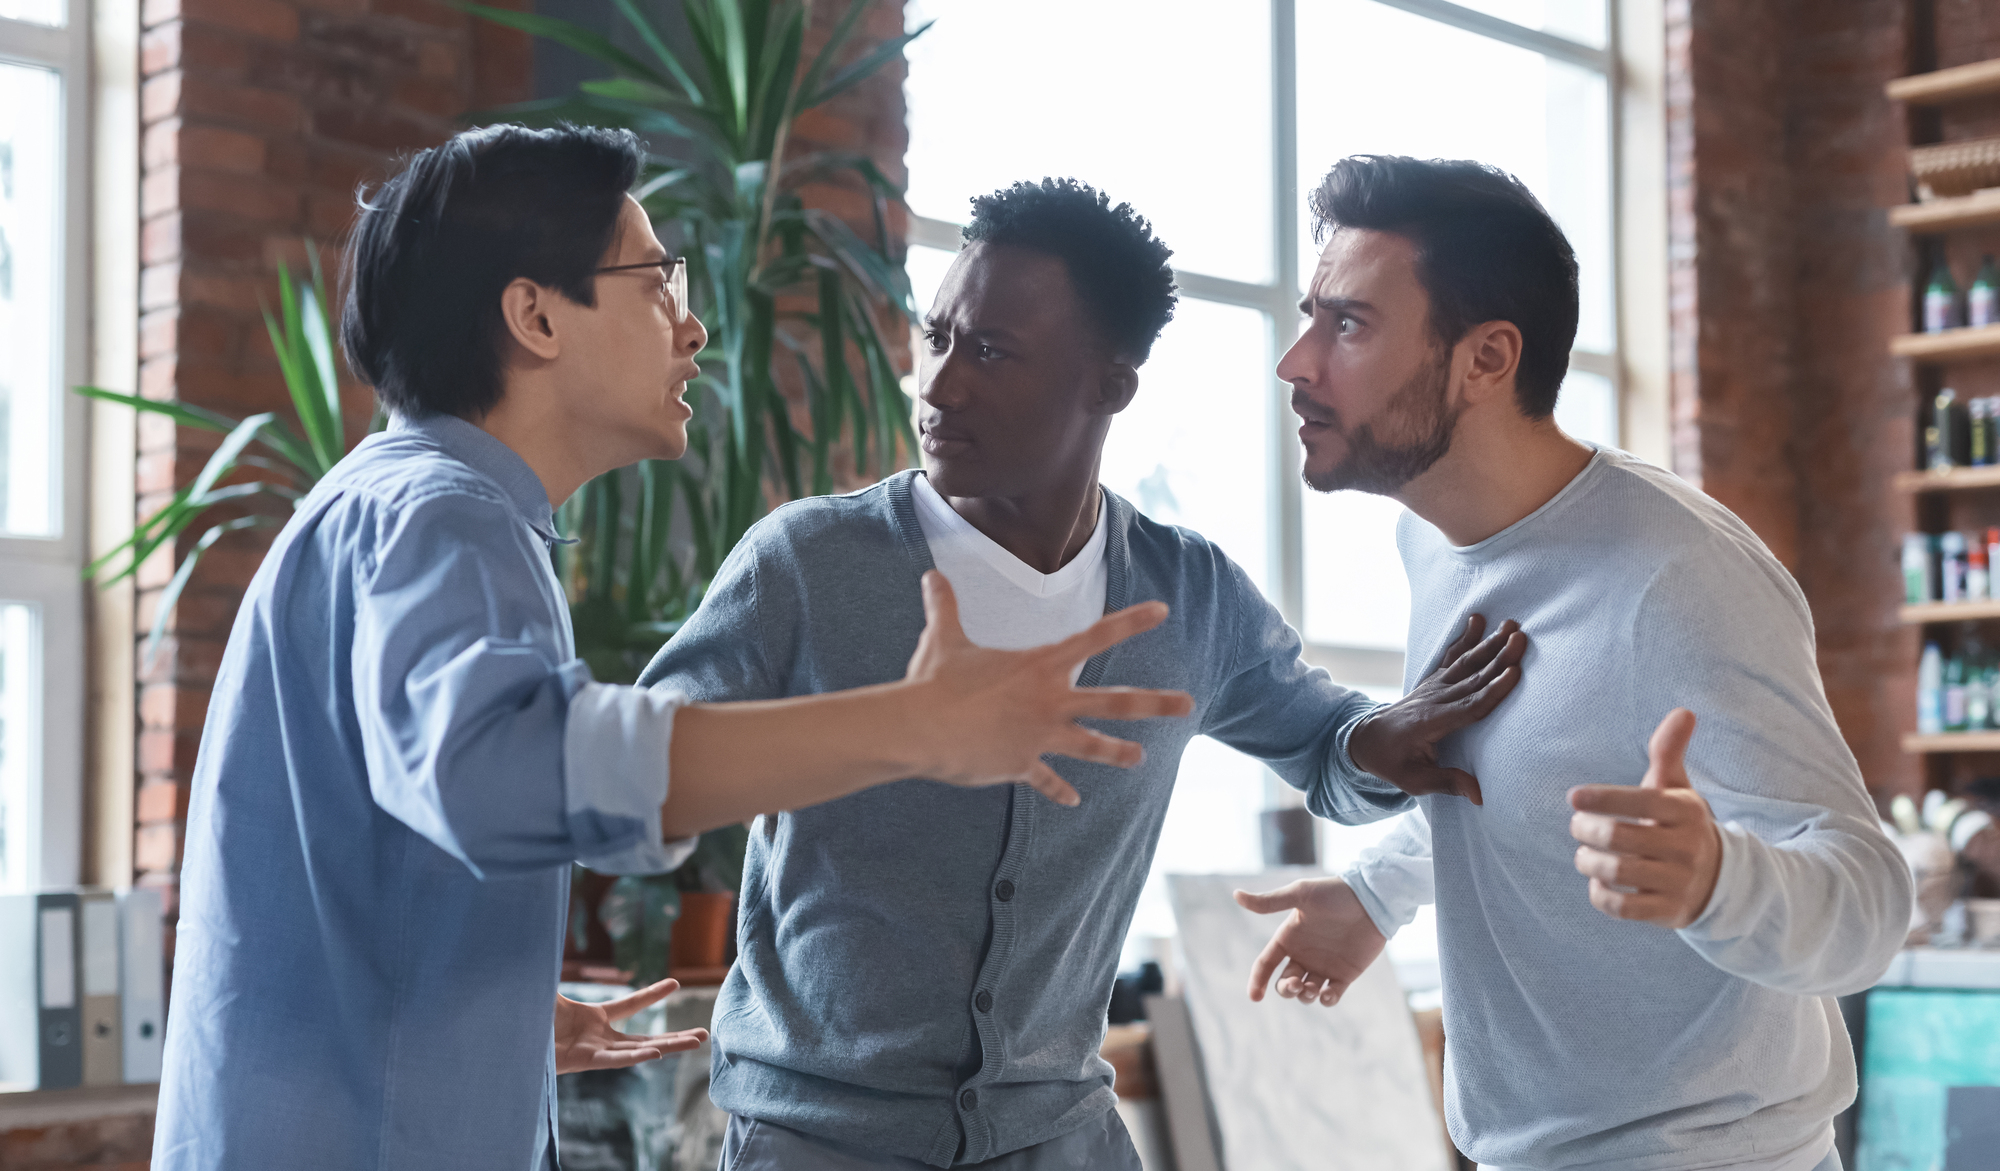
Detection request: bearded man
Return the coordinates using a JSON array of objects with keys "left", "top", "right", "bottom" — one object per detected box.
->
[{"left": 1235, "top": 155, "right": 1910, "bottom": 1171}]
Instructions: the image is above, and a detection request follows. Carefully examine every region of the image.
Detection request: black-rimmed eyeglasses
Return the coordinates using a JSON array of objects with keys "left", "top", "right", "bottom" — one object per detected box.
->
[{"left": 596, "top": 256, "right": 689, "bottom": 324}]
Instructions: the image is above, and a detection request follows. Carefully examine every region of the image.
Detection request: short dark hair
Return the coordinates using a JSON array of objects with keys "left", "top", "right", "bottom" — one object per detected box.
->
[
  {"left": 1308, "top": 156, "right": 1579, "bottom": 418},
  {"left": 960, "top": 178, "right": 1177, "bottom": 363},
  {"left": 341, "top": 123, "right": 643, "bottom": 419}
]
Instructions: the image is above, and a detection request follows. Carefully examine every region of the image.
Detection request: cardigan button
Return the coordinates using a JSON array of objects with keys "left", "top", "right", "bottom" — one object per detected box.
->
[
  {"left": 975, "top": 990, "right": 993, "bottom": 1012},
  {"left": 994, "top": 880, "right": 1015, "bottom": 902},
  {"left": 960, "top": 1089, "right": 978, "bottom": 1110}
]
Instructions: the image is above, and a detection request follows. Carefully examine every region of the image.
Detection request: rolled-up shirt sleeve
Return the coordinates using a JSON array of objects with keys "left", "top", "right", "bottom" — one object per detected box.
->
[{"left": 351, "top": 489, "right": 692, "bottom": 877}]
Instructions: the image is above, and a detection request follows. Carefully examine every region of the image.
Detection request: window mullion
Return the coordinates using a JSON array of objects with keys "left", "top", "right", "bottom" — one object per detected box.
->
[{"left": 1271, "top": 0, "right": 1304, "bottom": 629}]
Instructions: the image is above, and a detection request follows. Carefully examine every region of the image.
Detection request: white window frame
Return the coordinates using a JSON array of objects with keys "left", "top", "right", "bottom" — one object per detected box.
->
[
  {"left": 1, "top": 0, "right": 93, "bottom": 893},
  {"left": 907, "top": 0, "right": 1663, "bottom": 691}
]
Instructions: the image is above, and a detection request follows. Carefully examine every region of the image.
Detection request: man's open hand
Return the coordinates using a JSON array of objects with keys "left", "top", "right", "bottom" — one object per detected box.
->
[
  {"left": 1347, "top": 614, "right": 1527, "bottom": 804},
  {"left": 903, "top": 571, "right": 1194, "bottom": 807},
  {"left": 1568, "top": 708, "right": 1722, "bottom": 929},
  {"left": 553, "top": 978, "right": 708, "bottom": 1074},
  {"left": 1234, "top": 878, "right": 1387, "bottom": 1007}
]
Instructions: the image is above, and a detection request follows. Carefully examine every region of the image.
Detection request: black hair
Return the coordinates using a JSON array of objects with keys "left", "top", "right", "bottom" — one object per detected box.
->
[
  {"left": 960, "top": 178, "right": 1177, "bottom": 363},
  {"left": 1308, "top": 156, "right": 1579, "bottom": 418},
  {"left": 340, "top": 123, "right": 644, "bottom": 420}
]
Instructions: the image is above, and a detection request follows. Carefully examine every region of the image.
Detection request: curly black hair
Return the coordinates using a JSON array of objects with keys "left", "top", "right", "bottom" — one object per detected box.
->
[{"left": 961, "top": 178, "right": 1177, "bottom": 363}]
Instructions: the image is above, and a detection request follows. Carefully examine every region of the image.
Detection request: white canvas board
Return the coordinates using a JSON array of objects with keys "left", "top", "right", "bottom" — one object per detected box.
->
[{"left": 1168, "top": 872, "right": 1453, "bottom": 1171}]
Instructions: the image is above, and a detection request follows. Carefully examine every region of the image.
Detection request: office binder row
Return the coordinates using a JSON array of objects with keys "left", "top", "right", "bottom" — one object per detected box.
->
[{"left": 0, "top": 888, "right": 165, "bottom": 1091}]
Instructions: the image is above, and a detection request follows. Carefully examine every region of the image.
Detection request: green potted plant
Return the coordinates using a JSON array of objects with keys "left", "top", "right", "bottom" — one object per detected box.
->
[{"left": 466, "top": 0, "right": 930, "bottom": 983}]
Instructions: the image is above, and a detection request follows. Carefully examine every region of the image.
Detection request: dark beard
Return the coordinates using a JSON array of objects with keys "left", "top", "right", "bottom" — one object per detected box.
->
[{"left": 1302, "top": 349, "right": 1459, "bottom": 495}]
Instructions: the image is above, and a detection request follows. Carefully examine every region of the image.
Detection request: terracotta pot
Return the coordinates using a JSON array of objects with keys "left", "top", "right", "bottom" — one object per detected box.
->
[{"left": 670, "top": 890, "right": 736, "bottom": 973}]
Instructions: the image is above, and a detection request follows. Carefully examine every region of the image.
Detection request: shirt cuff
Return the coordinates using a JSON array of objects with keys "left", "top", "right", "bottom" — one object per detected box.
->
[
  {"left": 1339, "top": 861, "right": 1413, "bottom": 941},
  {"left": 561, "top": 677, "right": 699, "bottom": 875},
  {"left": 1332, "top": 703, "right": 1406, "bottom": 804},
  {"left": 1678, "top": 819, "right": 1753, "bottom": 942}
]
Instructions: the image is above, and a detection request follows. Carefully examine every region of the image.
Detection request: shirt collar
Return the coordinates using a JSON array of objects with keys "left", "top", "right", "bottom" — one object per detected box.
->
[{"left": 388, "top": 413, "right": 573, "bottom": 544}]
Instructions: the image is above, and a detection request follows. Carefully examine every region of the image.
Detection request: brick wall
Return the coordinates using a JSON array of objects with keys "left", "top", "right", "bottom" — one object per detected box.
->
[
  {"left": 1667, "top": 0, "right": 2000, "bottom": 802},
  {"left": 129, "top": 0, "right": 535, "bottom": 966}
]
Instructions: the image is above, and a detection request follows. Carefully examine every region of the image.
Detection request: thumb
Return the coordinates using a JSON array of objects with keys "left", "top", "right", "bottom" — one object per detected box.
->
[
  {"left": 1233, "top": 883, "right": 1302, "bottom": 915},
  {"left": 1643, "top": 708, "right": 1697, "bottom": 790},
  {"left": 919, "top": 570, "right": 966, "bottom": 646},
  {"left": 1419, "top": 767, "right": 1483, "bottom": 806}
]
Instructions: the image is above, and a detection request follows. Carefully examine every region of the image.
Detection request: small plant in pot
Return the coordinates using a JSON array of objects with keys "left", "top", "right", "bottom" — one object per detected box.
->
[{"left": 592, "top": 822, "right": 750, "bottom": 988}]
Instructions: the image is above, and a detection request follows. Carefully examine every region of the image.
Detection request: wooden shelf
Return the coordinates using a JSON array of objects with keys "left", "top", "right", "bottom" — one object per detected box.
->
[
  {"left": 1893, "top": 466, "right": 2000, "bottom": 493},
  {"left": 1887, "top": 58, "right": 2000, "bottom": 107},
  {"left": 1890, "top": 323, "right": 2000, "bottom": 363},
  {"left": 1905, "top": 731, "right": 2000, "bottom": 754},
  {"left": 1890, "top": 189, "right": 2000, "bottom": 234},
  {"left": 1902, "top": 600, "right": 2000, "bottom": 624}
]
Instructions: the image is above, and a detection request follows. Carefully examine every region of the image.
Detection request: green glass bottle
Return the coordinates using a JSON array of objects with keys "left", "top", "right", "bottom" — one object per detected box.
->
[
  {"left": 1972, "top": 255, "right": 1999, "bottom": 329},
  {"left": 1927, "top": 261, "right": 1960, "bottom": 333}
]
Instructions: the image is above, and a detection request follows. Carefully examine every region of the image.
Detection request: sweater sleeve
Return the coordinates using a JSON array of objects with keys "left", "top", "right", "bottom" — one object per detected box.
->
[
  {"left": 1340, "top": 805, "right": 1435, "bottom": 939},
  {"left": 1199, "top": 554, "right": 1410, "bottom": 824},
  {"left": 635, "top": 524, "right": 789, "bottom": 703},
  {"left": 1633, "top": 548, "right": 1911, "bottom": 996}
]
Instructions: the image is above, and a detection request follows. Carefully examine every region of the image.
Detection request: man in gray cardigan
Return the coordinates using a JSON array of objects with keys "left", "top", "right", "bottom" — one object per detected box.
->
[{"left": 638, "top": 179, "right": 1526, "bottom": 1170}]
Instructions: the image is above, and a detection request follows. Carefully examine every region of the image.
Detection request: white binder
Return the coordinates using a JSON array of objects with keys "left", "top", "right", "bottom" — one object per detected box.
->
[
  {"left": 0, "top": 894, "right": 34, "bottom": 1090},
  {"left": 80, "top": 889, "right": 122, "bottom": 1085},
  {"left": 118, "top": 886, "right": 165, "bottom": 1083}
]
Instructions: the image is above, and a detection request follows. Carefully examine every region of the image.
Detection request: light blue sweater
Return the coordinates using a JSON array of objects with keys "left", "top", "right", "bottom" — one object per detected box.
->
[
  {"left": 637, "top": 470, "right": 1404, "bottom": 1166},
  {"left": 1347, "top": 447, "right": 1910, "bottom": 1171}
]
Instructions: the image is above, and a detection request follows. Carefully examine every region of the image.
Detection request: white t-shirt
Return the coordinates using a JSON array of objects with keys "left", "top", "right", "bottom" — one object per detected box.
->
[{"left": 909, "top": 473, "right": 1109, "bottom": 652}]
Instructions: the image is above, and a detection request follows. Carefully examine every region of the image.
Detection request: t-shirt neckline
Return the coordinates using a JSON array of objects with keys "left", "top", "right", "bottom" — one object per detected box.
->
[
  {"left": 912, "top": 473, "right": 1109, "bottom": 598},
  {"left": 1446, "top": 444, "right": 1610, "bottom": 561}
]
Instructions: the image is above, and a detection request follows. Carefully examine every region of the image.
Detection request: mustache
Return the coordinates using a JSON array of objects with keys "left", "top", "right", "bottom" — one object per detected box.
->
[{"left": 1290, "top": 390, "right": 1339, "bottom": 429}]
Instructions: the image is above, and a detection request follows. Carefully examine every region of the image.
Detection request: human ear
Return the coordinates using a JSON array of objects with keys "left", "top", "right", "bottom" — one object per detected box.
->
[
  {"left": 500, "top": 278, "right": 562, "bottom": 362},
  {"left": 1459, "top": 321, "right": 1522, "bottom": 408},
  {"left": 1093, "top": 360, "right": 1141, "bottom": 416}
]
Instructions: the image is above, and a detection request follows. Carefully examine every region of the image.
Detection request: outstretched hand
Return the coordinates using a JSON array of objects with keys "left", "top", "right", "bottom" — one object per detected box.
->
[
  {"left": 553, "top": 979, "right": 708, "bottom": 1075},
  {"left": 903, "top": 571, "right": 1195, "bottom": 807},
  {"left": 1347, "top": 614, "right": 1527, "bottom": 804},
  {"left": 1568, "top": 708, "right": 1722, "bottom": 929},
  {"left": 1234, "top": 878, "right": 1387, "bottom": 1008}
]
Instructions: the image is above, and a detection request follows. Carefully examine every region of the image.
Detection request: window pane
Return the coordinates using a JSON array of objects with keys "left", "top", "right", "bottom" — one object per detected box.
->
[
  {"left": 1441, "top": 0, "right": 1606, "bottom": 49},
  {"left": 904, "top": 0, "right": 1274, "bottom": 284},
  {"left": 1554, "top": 367, "right": 1616, "bottom": 447},
  {"left": 905, "top": 243, "right": 959, "bottom": 322},
  {"left": 1100, "top": 298, "right": 1273, "bottom": 593},
  {"left": 0, "top": 0, "right": 65, "bottom": 26},
  {"left": 0, "top": 62, "right": 62, "bottom": 537},
  {"left": 1303, "top": 489, "right": 1410, "bottom": 650},
  {"left": 1295, "top": 0, "right": 1613, "bottom": 351},
  {"left": 0, "top": 602, "right": 38, "bottom": 894}
]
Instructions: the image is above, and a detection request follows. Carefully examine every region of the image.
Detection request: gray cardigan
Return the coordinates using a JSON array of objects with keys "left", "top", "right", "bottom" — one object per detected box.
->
[{"left": 637, "top": 470, "right": 1402, "bottom": 1166}]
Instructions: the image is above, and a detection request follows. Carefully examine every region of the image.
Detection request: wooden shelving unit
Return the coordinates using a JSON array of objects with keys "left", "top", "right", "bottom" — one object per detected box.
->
[
  {"left": 1890, "top": 189, "right": 2000, "bottom": 234},
  {"left": 1888, "top": 56, "right": 2000, "bottom": 771},
  {"left": 1889, "top": 323, "right": 2000, "bottom": 363},
  {"left": 1893, "top": 466, "right": 2000, "bottom": 493},
  {"left": 1886, "top": 58, "right": 2000, "bottom": 107},
  {"left": 1903, "top": 600, "right": 2000, "bottom": 624},
  {"left": 1905, "top": 731, "right": 2000, "bottom": 754}
]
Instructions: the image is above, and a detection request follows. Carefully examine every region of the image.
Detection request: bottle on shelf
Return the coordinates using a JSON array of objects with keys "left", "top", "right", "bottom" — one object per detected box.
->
[
  {"left": 1906, "top": 532, "right": 1938, "bottom": 604},
  {"left": 1968, "top": 634, "right": 1991, "bottom": 731},
  {"left": 1946, "top": 650, "right": 1968, "bottom": 732},
  {"left": 1942, "top": 530, "right": 1969, "bottom": 602},
  {"left": 1920, "top": 642, "right": 1945, "bottom": 735},
  {"left": 1972, "top": 255, "right": 1999, "bottom": 330},
  {"left": 1969, "top": 540, "right": 1988, "bottom": 601},
  {"left": 1934, "top": 388, "right": 1962, "bottom": 470},
  {"left": 1973, "top": 399, "right": 1989, "bottom": 466},
  {"left": 1986, "top": 527, "right": 1999, "bottom": 582},
  {"left": 1927, "top": 260, "right": 1961, "bottom": 333}
]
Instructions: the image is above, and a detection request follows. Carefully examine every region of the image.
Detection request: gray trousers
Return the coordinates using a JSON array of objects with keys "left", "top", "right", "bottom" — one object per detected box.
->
[{"left": 719, "top": 1110, "right": 1142, "bottom": 1171}]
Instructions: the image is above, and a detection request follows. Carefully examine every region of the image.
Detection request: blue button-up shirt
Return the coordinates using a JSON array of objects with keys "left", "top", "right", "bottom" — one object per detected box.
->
[{"left": 155, "top": 414, "right": 690, "bottom": 1171}]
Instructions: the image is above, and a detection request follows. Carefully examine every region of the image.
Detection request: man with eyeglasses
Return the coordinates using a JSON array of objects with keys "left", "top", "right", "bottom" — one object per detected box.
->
[{"left": 152, "top": 124, "right": 1198, "bottom": 1171}]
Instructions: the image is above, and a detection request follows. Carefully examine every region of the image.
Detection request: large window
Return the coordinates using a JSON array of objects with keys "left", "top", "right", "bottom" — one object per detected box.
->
[
  {"left": 903, "top": 0, "right": 1634, "bottom": 952},
  {"left": 0, "top": 0, "right": 88, "bottom": 893}
]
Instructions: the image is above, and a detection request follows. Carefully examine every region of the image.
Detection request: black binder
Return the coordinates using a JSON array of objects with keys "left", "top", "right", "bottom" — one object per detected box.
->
[{"left": 36, "top": 891, "right": 82, "bottom": 1090}]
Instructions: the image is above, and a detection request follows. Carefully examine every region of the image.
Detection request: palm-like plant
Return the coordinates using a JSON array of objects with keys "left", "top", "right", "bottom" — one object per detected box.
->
[
  {"left": 466, "top": 0, "right": 929, "bottom": 682},
  {"left": 74, "top": 259, "right": 363, "bottom": 656}
]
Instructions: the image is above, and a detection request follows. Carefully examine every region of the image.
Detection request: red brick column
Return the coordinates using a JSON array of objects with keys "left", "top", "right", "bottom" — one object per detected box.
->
[
  {"left": 132, "top": 0, "right": 532, "bottom": 952},
  {"left": 1666, "top": 0, "right": 2000, "bottom": 802}
]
